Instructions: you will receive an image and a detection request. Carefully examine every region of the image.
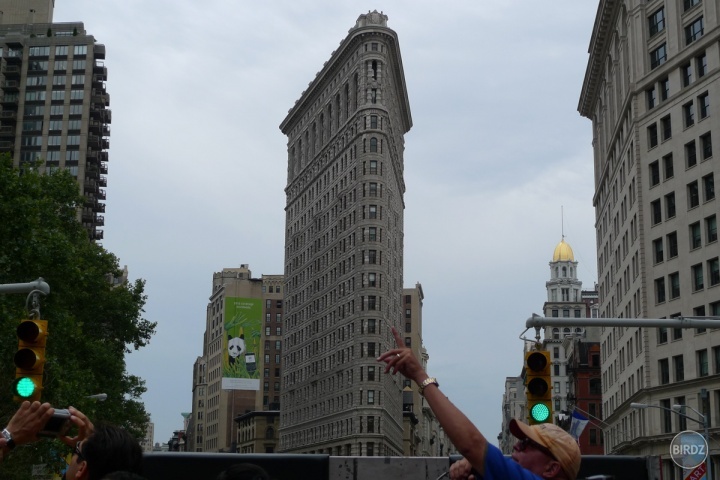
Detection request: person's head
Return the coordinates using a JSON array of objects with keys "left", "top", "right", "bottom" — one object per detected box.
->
[
  {"left": 65, "top": 425, "right": 143, "bottom": 480},
  {"left": 215, "top": 463, "right": 270, "bottom": 480},
  {"left": 509, "top": 419, "right": 581, "bottom": 480}
]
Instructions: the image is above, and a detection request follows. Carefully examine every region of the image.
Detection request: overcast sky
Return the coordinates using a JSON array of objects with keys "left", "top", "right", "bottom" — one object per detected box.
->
[{"left": 53, "top": 1, "right": 600, "bottom": 446}]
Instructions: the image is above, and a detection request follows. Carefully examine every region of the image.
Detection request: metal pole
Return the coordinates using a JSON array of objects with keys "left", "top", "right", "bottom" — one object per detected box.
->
[
  {"left": 0, "top": 278, "right": 50, "bottom": 295},
  {"left": 525, "top": 314, "right": 720, "bottom": 329}
]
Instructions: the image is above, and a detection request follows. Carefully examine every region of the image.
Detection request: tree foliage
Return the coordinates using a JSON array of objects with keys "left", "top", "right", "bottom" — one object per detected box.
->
[{"left": 0, "top": 156, "right": 156, "bottom": 477}]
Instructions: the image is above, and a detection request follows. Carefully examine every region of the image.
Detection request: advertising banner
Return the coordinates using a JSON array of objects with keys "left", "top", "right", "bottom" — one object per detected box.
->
[{"left": 221, "top": 297, "right": 261, "bottom": 390}]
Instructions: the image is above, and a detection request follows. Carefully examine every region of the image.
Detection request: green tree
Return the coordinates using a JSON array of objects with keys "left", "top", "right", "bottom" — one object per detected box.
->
[{"left": 0, "top": 157, "right": 156, "bottom": 478}]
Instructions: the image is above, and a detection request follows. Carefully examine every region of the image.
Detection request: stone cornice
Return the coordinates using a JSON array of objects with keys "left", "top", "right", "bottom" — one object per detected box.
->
[
  {"left": 578, "top": 0, "right": 620, "bottom": 118},
  {"left": 280, "top": 20, "right": 412, "bottom": 136}
]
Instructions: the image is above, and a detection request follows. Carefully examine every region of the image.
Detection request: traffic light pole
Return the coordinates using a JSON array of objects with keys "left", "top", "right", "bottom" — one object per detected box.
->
[
  {"left": 522, "top": 314, "right": 720, "bottom": 342},
  {"left": 0, "top": 278, "right": 50, "bottom": 296},
  {"left": 0, "top": 278, "right": 50, "bottom": 317}
]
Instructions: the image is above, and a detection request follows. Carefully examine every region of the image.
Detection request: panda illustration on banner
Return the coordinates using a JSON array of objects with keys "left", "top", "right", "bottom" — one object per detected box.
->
[{"left": 227, "top": 332, "right": 246, "bottom": 365}]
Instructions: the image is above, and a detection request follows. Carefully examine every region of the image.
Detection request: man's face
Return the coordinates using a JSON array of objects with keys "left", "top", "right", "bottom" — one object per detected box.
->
[
  {"left": 511, "top": 437, "right": 560, "bottom": 478},
  {"left": 65, "top": 440, "right": 87, "bottom": 480}
]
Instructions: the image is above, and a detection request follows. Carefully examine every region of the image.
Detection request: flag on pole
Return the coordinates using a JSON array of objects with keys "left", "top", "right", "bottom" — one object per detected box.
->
[{"left": 569, "top": 410, "right": 589, "bottom": 441}]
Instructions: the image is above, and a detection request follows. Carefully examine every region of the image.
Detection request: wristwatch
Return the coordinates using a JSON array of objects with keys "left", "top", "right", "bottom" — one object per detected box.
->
[
  {"left": 418, "top": 377, "right": 439, "bottom": 396},
  {"left": 1, "top": 429, "right": 15, "bottom": 450}
]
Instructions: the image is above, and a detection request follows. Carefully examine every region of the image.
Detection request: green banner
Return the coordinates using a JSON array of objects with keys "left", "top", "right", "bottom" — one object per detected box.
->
[{"left": 221, "top": 297, "right": 261, "bottom": 390}]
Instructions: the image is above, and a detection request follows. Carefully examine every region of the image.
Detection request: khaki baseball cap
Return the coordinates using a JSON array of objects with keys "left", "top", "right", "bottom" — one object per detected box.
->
[{"left": 510, "top": 419, "right": 581, "bottom": 480}]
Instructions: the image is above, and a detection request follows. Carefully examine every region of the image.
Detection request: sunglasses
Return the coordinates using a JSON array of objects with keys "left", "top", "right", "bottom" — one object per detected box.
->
[
  {"left": 517, "top": 437, "right": 557, "bottom": 460},
  {"left": 74, "top": 441, "right": 85, "bottom": 462}
]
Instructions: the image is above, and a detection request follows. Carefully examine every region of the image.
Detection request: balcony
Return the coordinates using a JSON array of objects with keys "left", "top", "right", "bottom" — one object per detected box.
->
[
  {"left": 92, "top": 91, "right": 110, "bottom": 107},
  {"left": 98, "top": 175, "right": 107, "bottom": 187},
  {"left": 0, "top": 140, "right": 14, "bottom": 151},
  {"left": 0, "top": 125, "right": 15, "bottom": 136},
  {"left": 0, "top": 111, "right": 17, "bottom": 121},
  {"left": 2, "top": 65, "right": 21, "bottom": 77},
  {"left": 101, "top": 139, "right": 109, "bottom": 150},
  {"left": 93, "top": 203, "right": 105, "bottom": 213},
  {"left": 100, "top": 164, "right": 108, "bottom": 174},
  {"left": 1, "top": 80, "right": 19, "bottom": 91},
  {"left": 88, "top": 134, "right": 100, "bottom": 148},
  {"left": 90, "top": 228, "right": 104, "bottom": 241},
  {"left": 95, "top": 215, "right": 104, "bottom": 226},
  {"left": 99, "top": 151, "right": 108, "bottom": 163},
  {"left": 94, "top": 44, "right": 106, "bottom": 60},
  {"left": 1, "top": 94, "right": 19, "bottom": 106},
  {"left": 93, "top": 61, "right": 106, "bottom": 74},
  {"left": 98, "top": 189, "right": 106, "bottom": 200}
]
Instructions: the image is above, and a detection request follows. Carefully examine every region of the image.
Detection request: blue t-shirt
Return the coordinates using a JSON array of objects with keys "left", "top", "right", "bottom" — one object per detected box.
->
[{"left": 481, "top": 443, "right": 544, "bottom": 480}]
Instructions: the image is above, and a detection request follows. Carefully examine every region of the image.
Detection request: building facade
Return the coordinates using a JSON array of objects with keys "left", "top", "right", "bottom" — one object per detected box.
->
[
  {"left": 499, "top": 375, "right": 526, "bottom": 454},
  {"left": 279, "top": 11, "right": 412, "bottom": 455},
  {"left": 541, "top": 239, "right": 600, "bottom": 424},
  {"left": 0, "top": 2, "right": 110, "bottom": 241},
  {"left": 188, "top": 265, "right": 284, "bottom": 453},
  {"left": 563, "top": 328, "right": 604, "bottom": 455},
  {"left": 579, "top": 1, "right": 720, "bottom": 477}
]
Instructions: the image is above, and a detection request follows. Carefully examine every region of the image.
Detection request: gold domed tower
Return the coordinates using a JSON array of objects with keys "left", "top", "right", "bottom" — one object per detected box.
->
[
  {"left": 541, "top": 237, "right": 586, "bottom": 423},
  {"left": 552, "top": 239, "right": 575, "bottom": 262}
]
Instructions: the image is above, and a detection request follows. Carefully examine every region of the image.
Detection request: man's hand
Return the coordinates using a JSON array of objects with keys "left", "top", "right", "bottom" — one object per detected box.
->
[
  {"left": 5, "top": 401, "right": 54, "bottom": 445},
  {"left": 59, "top": 406, "right": 95, "bottom": 447},
  {"left": 377, "top": 327, "right": 427, "bottom": 384},
  {"left": 450, "top": 457, "right": 477, "bottom": 480}
]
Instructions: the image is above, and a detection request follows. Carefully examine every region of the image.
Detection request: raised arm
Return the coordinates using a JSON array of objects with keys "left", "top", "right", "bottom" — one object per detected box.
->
[{"left": 377, "top": 327, "right": 489, "bottom": 474}]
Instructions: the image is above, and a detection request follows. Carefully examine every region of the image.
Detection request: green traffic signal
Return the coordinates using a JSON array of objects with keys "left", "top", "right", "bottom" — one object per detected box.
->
[
  {"left": 13, "top": 377, "right": 37, "bottom": 398},
  {"left": 531, "top": 402, "right": 550, "bottom": 422}
]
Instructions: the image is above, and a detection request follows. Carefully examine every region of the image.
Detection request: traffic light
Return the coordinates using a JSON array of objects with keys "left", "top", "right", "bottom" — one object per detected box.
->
[
  {"left": 13, "top": 319, "right": 47, "bottom": 402},
  {"left": 525, "top": 349, "right": 552, "bottom": 425}
]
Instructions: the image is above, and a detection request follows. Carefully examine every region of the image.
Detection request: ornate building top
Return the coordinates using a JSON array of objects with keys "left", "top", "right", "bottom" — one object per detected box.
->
[
  {"left": 552, "top": 239, "right": 575, "bottom": 262},
  {"left": 354, "top": 10, "right": 388, "bottom": 29}
]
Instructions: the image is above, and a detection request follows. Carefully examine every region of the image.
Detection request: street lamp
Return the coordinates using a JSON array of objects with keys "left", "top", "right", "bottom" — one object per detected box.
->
[{"left": 631, "top": 402, "right": 712, "bottom": 480}]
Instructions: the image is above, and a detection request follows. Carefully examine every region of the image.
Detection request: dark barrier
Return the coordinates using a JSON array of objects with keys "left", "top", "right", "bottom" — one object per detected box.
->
[
  {"left": 576, "top": 455, "right": 652, "bottom": 480},
  {"left": 142, "top": 453, "right": 656, "bottom": 480},
  {"left": 142, "top": 452, "right": 329, "bottom": 480}
]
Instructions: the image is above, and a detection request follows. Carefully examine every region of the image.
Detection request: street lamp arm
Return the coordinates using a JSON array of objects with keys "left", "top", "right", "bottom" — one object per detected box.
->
[{"left": 672, "top": 404, "right": 707, "bottom": 426}]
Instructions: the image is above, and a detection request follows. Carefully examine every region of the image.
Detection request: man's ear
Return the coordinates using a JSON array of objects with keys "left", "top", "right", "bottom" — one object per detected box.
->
[
  {"left": 542, "top": 460, "right": 563, "bottom": 479},
  {"left": 76, "top": 459, "right": 89, "bottom": 479}
]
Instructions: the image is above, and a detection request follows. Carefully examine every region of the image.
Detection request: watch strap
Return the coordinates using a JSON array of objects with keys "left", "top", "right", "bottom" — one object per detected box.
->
[
  {"left": 1, "top": 429, "right": 15, "bottom": 450},
  {"left": 418, "top": 377, "right": 439, "bottom": 396}
]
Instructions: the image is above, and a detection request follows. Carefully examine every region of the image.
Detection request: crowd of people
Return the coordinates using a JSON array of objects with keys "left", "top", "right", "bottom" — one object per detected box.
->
[{"left": 1, "top": 327, "right": 581, "bottom": 480}]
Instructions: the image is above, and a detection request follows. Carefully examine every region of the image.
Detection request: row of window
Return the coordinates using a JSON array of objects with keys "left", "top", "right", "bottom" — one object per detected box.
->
[
  {"left": 658, "top": 347, "right": 720, "bottom": 387},
  {"left": 28, "top": 45, "right": 87, "bottom": 57},
  {"left": 649, "top": 16, "right": 704, "bottom": 70},
  {"left": 28, "top": 61, "right": 92, "bottom": 75},
  {"left": 24, "top": 104, "right": 84, "bottom": 116},
  {"left": 654, "top": 258, "right": 720, "bottom": 303},
  {"left": 21, "top": 135, "right": 82, "bottom": 146},
  {"left": 648, "top": 116, "right": 712, "bottom": 150},
  {"left": 20, "top": 151, "right": 80, "bottom": 163},
  {"left": 653, "top": 216, "right": 718, "bottom": 262},
  {"left": 24, "top": 89, "right": 85, "bottom": 101},
  {"left": 649, "top": 176, "right": 715, "bottom": 225},
  {"left": 23, "top": 119, "right": 82, "bottom": 131}
]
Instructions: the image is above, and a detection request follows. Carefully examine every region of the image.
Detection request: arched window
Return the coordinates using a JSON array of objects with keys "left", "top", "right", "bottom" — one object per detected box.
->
[
  {"left": 562, "top": 267, "right": 567, "bottom": 277},
  {"left": 370, "top": 137, "right": 378, "bottom": 153},
  {"left": 552, "top": 328, "right": 560, "bottom": 339},
  {"left": 266, "top": 426, "right": 275, "bottom": 440},
  {"left": 563, "top": 328, "right": 571, "bottom": 335},
  {"left": 555, "top": 267, "right": 559, "bottom": 278},
  {"left": 372, "top": 60, "right": 378, "bottom": 80}
]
